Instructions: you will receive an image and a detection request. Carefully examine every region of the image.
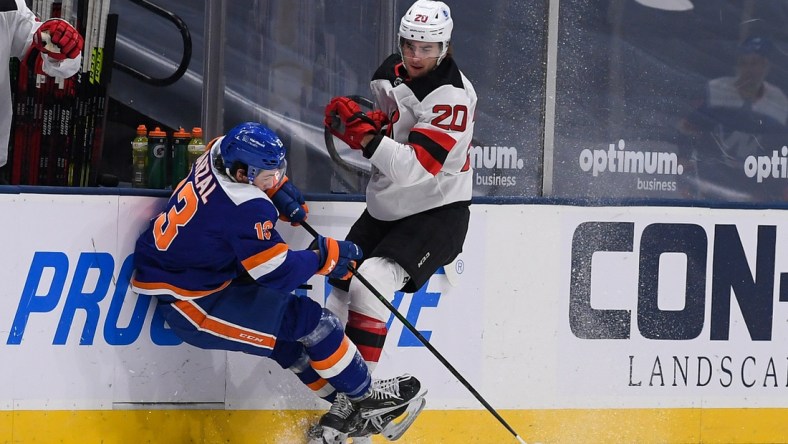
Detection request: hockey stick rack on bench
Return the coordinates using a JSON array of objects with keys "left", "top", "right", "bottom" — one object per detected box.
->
[{"left": 299, "top": 220, "right": 527, "bottom": 444}]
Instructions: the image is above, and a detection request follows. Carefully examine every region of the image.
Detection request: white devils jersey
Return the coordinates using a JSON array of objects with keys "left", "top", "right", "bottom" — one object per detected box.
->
[{"left": 365, "top": 54, "right": 477, "bottom": 221}]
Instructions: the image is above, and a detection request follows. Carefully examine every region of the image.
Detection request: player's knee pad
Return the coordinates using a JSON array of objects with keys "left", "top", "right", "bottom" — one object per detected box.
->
[
  {"left": 288, "top": 349, "right": 310, "bottom": 373},
  {"left": 298, "top": 308, "right": 343, "bottom": 348},
  {"left": 269, "top": 340, "right": 304, "bottom": 369},
  {"left": 348, "top": 257, "right": 409, "bottom": 322}
]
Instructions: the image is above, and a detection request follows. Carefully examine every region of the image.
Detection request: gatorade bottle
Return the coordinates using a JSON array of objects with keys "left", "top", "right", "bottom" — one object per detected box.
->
[
  {"left": 131, "top": 125, "right": 148, "bottom": 188},
  {"left": 147, "top": 127, "right": 168, "bottom": 189},
  {"left": 171, "top": 127, "right": 191, "bottom": 188},
  {"left": 187, "top": 127, "right": 206, "bottom": 168}
]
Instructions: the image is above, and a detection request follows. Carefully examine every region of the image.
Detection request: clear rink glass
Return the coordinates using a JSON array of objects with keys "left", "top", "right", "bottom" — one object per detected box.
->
[{"left": 107, "top": 1, "right": 788, "bottom": 206}]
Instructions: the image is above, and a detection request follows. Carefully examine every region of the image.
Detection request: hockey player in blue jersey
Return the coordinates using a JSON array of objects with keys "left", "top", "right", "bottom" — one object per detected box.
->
[{"left": 131, "top": 122, "right": 424, "bottom": 443}]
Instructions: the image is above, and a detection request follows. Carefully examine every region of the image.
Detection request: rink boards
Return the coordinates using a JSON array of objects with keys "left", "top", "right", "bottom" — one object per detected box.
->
[{"left": 2, "top": 192, "right": 788, "bottom": 443}]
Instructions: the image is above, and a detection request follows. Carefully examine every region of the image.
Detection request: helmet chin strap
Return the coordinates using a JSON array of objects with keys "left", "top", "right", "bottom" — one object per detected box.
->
[
  {"left": 437, "top": 41, "right": 449, "bottom": 65},
  {"left": 210, "top": 142, "right": 241, "bottom": 182},
  {"left": 227, "top": 169, "right": 243, "bottom": 183}
]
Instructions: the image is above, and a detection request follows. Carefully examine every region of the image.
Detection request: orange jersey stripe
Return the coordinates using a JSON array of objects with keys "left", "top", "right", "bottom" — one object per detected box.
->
[
  {"left": 241, "top": 243, "right": 288, "bottom": 271},
  {"left": 307, "top": 378, "right": 329, "bottom": 391},
  {"left": 174, "top": 300, "right": 277, "bottom": 349},
  {"left": 131, "top": 277, "right": 231, "bottom": 299},
  {"left": 311, "top": 336, "right": 351, "bottom": 371}
]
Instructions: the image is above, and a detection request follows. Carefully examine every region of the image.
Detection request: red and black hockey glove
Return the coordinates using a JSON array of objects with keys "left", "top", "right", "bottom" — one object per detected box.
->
[
  {"left": 324, "top": 97, "right": 379, "bottom": 150},
  {"left": 265, "top": 176, "right": 309, "bottom": 225},
  {"left": 33, "top": 18, "right": 83, "bottom": 60},
  {"left": 367, "top": 109, "right": 389, "bottom": 133},
  {"left": 315, "top": 235, "right": 363, "bottom": 280}
]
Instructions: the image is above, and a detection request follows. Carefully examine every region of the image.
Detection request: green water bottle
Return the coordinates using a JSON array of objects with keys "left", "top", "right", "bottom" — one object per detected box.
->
[
  {"left": 131, "top": 125, "right": 148, "bottom": 188},
  {"left": 147, "top": 127, "right": 168, "bottom": 189},
  {"left": 171, "top": 127, "right": 191, "bottom": 187},
  {"left": 187, "top": 127, "right": 206, "bottom": 168}
]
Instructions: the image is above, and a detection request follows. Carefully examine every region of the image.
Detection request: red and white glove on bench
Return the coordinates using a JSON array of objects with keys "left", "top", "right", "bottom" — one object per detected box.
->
[{"left": 33, "top": 18, "right": 83, "bottom": 61}]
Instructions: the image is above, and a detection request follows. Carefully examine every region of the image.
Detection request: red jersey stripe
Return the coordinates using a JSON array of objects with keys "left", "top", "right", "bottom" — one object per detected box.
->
[
  {"left": 412, "top": 143, "right": 443, "bottom": 175},
  {"left": 409, "top": 128, "right": 457, "bottom": 175}
]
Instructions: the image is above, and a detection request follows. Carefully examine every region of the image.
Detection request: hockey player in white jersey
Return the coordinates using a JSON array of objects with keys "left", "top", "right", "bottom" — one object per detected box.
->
[
  {"left": 1, "top": 0, "right": 83, "bottom": 182},
  {"left": 316, "top": 0, "right": 477, "bottom": 441}
]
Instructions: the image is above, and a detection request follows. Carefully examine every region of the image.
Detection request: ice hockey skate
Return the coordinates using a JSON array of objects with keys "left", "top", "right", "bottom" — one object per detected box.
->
[
  {"left": 315, "top": 374, "right": 426, "bottom": 442},
  {"left": 355, "top": 374, "right": 426, "bottom": 440}
]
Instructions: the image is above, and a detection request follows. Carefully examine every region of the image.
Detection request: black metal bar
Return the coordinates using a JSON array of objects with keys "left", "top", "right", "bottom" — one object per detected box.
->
[{"left": 113, "top": 0, "right": 192, "bottom": 86}]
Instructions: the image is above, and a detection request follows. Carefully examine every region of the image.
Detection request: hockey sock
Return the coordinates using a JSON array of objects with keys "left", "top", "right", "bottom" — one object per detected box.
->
[
  {"left": 326, "top": 286, "right": 351, "bottom": 327},
  {"left": 288, "top": 351, "right": 336, "bottom": 403},
  {"left": 346, "top": 310, "right": 388, "bottom": 373},
  {"left": 300, "top": 309, "right": 371, "bottom": 399}
]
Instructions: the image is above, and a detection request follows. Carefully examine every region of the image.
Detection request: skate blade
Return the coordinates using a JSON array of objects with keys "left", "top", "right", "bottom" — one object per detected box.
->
[
  {"left": 360, "top": 390, "right": 428, "bottom": 419},
  {"left": 380, "top": 397, "right": 426, "bottom": 441},
  {"left": 319, "top": 428, "right": 350, "bottom": 444},
  {"left": 305, "top": 435, "right": 342, "bottom": 444}
]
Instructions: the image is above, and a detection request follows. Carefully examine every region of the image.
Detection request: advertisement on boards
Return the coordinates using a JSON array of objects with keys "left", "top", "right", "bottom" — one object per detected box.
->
[
  {"left": 0, "top": 195, "right": 485, "bottom": 410},
  {"left": 560, "top": 206, "right": 788, "bottom": 408}
]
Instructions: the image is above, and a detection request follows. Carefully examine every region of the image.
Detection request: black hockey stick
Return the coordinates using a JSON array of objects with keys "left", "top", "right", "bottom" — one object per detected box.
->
[{"left": 299, "top": 220, "right": 527, "bottom": 444}]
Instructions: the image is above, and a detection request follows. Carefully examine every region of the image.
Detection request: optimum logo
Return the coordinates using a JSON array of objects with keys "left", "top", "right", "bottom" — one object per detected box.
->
[
  {"left": 744, "top": 146, "right": 788, "bottom": 183},
  {"left": 579, "top": 139, "right": 684, "bottom": 177},
  {"left": 471, "top": 145, "right": 523, "bottom": 187}
]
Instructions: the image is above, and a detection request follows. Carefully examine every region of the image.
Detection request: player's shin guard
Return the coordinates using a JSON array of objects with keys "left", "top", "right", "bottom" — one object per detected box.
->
[
  {"left": 288, "top": 350, "right": 336, "bottom": 403},
  {"left": 299, "top": 308, "right": 371, "bottom": 399},
  {"left": 345, "top": 257, "right": 409, "bottom": 372},
  {"left": 346, "top": 310, "right": 388, "bottom": 372}
]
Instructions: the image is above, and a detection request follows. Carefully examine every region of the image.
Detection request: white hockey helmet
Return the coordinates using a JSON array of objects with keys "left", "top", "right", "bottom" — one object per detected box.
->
[{"left": 398, "top": 0, "right": 453, "bottom": 64}]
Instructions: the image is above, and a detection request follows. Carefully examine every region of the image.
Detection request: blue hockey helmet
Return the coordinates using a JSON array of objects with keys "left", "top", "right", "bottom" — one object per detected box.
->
[{"left": 220, "top": 122, "right": 287, "bottom": 185}]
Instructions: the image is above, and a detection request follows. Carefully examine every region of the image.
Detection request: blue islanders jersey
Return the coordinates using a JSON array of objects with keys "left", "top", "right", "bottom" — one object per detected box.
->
[{"left": 131, "top": 139, "right": 319, "bottom": 299}]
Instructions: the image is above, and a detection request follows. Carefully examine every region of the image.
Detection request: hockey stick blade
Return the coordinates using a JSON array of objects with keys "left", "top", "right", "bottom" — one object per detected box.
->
[
  {"left": 299, "top": 220, "right": 528, "bottom": 444},
  {"left": 323, "top": 123, "right": 368, "bottom": 177}
]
